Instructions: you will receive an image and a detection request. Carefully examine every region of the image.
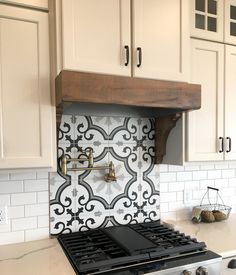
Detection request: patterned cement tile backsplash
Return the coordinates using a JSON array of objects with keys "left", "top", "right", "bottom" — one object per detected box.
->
[{"left": 49, "top": 115, "right": 160, "bottom": 235}]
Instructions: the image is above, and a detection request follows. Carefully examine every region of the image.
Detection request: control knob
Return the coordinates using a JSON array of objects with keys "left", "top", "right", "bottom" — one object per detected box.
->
[
  {"left": 182, "top": 271, "right": 192, "bottom": 275},
  {"left": 196, "top": 266, "right": 208, "bottom": 275}
]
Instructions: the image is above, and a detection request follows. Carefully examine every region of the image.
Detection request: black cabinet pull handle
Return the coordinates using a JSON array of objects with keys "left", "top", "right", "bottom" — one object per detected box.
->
[
  {"left": 226, "top": 137, "right": 231, "bottom": 153},
  {"left": 219, "top": 137, "right": 224, "bottom": 153},
  {"left": 124, "top": 45, "right": 129, "bottom": 66},
  {"left": 137, "top": 47, "right": 142, "bottom": 67}
]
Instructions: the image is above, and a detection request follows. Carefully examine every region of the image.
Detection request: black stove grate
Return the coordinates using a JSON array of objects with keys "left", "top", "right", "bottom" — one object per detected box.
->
[{"left": 58, "top": 221, "right": 206, "bottom": 274}]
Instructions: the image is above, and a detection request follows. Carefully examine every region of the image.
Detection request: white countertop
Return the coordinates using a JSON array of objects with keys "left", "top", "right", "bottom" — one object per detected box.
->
[
  {"left": 0, "top": 215, "right": 236, "bottom": 275},
  {"left": 0, "top": 238, "right": 75, "bottom": 275}
]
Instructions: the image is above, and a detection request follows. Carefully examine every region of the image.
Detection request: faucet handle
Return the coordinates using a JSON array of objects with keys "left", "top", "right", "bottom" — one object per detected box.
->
[
  {"left": 104, "top": 161, "right": 117, "bottom": 182},
  {"left": 61, "top": 155, "right": 68, "bottom": 175},
  {"left": 83, "top": 147, "right": 94, "bottom": 167}
]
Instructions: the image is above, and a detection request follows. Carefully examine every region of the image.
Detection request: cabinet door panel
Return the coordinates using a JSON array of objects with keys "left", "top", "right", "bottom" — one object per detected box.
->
[
  {"left": 0, "top": 0, "right": 48, "bottom": 9},
  {"left": 225, "top": 0, "right": 236, "bottom": 45},
  {"left": 224, "top": 45, "right": 236, "bottom": 160},
  {"left": 187, "top": 39, "right": 224, "bottom": 161},
  {"left": 62, "top": 0, "right": 131, "bottom": 76},
  {"left": 0, "top": 5, "right": 55, "bottom": 169},
  {"left": 133, "top": 0, "right": 189, "bottom": 81},
  {"left": 191, "top": 0, "right": 224, "bottom": 42}
]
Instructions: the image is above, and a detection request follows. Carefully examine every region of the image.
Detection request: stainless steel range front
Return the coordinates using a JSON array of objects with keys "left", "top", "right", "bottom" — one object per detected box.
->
[{"left": 58, "top": 221, "right": 221, "bottom": 275}]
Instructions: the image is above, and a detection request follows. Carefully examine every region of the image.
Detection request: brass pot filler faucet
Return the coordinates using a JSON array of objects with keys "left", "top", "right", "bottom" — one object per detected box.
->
[{"left": 60, "top": 148, "right": 117, "bottom": 182}]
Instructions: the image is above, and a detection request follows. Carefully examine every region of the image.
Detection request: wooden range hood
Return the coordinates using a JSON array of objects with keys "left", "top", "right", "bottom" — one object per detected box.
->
[{"left": 56, "top": 70, "right": 201, "bottom": 164}]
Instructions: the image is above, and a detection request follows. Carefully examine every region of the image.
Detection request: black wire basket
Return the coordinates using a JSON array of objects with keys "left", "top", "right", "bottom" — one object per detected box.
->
[{"left": 192, "top": 186, "right": 231, "bottom": 223}]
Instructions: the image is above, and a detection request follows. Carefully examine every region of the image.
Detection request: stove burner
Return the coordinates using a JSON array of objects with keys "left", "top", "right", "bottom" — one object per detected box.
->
[{"left": 58, "top": 221, "right": 207, "bottom": 274}]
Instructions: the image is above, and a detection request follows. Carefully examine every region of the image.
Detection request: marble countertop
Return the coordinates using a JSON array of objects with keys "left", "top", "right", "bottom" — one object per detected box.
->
[
  {"left": 0, "top": 238, "right": 75, "bottom": 275},
  {"left": 1, "top": 215, "right": 236, "bottom": 275}
]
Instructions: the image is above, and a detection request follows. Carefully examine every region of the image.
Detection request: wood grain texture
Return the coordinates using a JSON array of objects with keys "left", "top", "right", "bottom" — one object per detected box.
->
[
  {"left": 55, "top": 70, "right": 201, "bottom": 164},
  {"left": 56, "top": 70, "right": 201, "bottom": 110}
]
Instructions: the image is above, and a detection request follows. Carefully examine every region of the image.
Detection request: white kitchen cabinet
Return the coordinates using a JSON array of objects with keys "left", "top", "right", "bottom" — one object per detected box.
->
[
  {"left": 61, "top": 0, "right": 131, "bottom": 76},
  {"left": 0, "top": 4, "right": 56, "bottom": 170},
  {"left": 0, "top": 0, "right": 48, "bottom": 9},
  {"left": 191, "top": 0, "right": 236, "bottom": 45},
  {"left": 224, "top": 45, "right": 236, "bottom": 160},
  {"left": 191, "top": 0, "right": 224, "bottom": 42},
  {"left": 186, "top": 40, "right": 236, "bottom": 162},
  {"left": 187, "top": 39, "right": 224, "bottom": 161},
  {"left": 59, "top": 0, "right": 190, "bottom": 81},
  {"left": 132, "top": 0, "right": 189, "bottom": 81}
]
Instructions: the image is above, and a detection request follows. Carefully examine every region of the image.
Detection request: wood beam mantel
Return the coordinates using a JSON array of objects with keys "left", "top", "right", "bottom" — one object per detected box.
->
[{"left": 55, "top": 70, "right": 201, "bottom": 164}]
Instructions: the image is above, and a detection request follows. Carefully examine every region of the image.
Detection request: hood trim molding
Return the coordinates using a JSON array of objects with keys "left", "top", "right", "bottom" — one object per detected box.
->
[{"left": 55, "top": 70, "right": 201, "bottom": 163}]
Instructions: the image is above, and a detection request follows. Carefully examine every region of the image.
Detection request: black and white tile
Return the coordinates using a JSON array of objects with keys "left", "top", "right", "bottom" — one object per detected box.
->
[{"left": 50, "top": 115, "right": 160, "bottom": 235}]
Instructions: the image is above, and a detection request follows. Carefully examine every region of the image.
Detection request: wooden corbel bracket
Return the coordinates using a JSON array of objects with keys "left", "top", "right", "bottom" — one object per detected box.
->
[{"left": 155, "top": 113, "right": 182, "bottom": 164}]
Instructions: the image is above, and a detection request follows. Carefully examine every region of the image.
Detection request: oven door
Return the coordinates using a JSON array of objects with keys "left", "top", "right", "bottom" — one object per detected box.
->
[{"left": 221, "top": 256, "right": 236, "bottom": 275}]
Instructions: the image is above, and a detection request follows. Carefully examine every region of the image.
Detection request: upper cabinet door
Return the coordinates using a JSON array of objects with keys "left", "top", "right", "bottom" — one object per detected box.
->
[
  {"left": 225, "top": 0, "right": 236, "bottom": 45},
  {"left": 224, "top": 45, "right": 236, "bottom": 160},
  {"left": 191, "top": 0, "right": 224, "bottom": 42},
  {"left": 132, "top": 0, "right": 190, "bottom": 82},
  {"left": 0, "top": 5, "right": 55, "bottom": 169},
  {"left": 61, "top": 0, "right": 131, "bottom": 76},
  {"left": 187, "top": 39, "right": 224, "bottom": 161},
  {"left": 0, "top": 0, "right": 48, "bottom": 9}
]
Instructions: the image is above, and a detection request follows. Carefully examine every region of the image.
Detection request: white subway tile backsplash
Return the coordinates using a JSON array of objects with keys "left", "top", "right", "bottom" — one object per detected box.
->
[
  {"left": 184, "top": 165, "right": 200, "bottom": 171},
  {"left": 12, "top": 217, "right": 37, "bottom": 231},
  {"left": 0, "top": 231, "right": 24, "bottom": 245},
  {"left": 38, "top": 215, "right": 49, "bottom": 228},
  {"left": 176, "top": 172, "right": 192, "bottom": 182},
  {"left": 208, "top": 170, "right": 221, "bottom": 179},
  {"left": 160, "top": 192, "right": 176, "bottom": 203},
  {"left": 192, "top": 189, "right": 205, "bottom": 200},
  {"left": 8, "top": 206, "right": 24, "bottom": 219},
  {"left": 25, "top": 203, "right": 48, "bottom": 217},
  {"left": 168, "top": 165, "right": 184, "bottom": 172},
  {"left": 177, "top": 191, "right": 184, "bottom": 201},
  {"left": 160, "top": 172, "right": 176, "bottom": 182},
  {"left": 25, "top": 227, "right": 49, "bottom": 242},
  {"left": 215, "top": 164, "right": 229, "bottom": 169},
  {"left": 222, "top": 188, "right": 236, "bottom": 197},
  {"left": 24, "top": 179, "right": 48, "bottom": 192},
  {"left": 0, "top": 194, "right": 11, "bottom": 205},
  {"left": 37, "top": 191, "right": 49, "bottom": 203},
  {"left": 160, "top": 202, "right": 169, "bottom": 212},
  {"left": 184, "top": 181, "right": 199, "bottom": 190},
  {"left": 168, "top": 181, "right": 184, "bottom": 192},
  {"left": 222, "top": 169, "right": 235, "bottom": 179},
  {"left": 229, "top": 178, "right": 236, "bottom": 187},
  {"left": 168, "top": 201, "right": 185, "bottom": 211},
  {"left": 36, "top": 172, "right": 49, "bottom": 179},
  {"left": 159, "top": 164, "right": 168, "bottom": 172},
  {"left": 0, "top": 181, "right": 23, "bottom": 194},
  {"left": 200, "top": 164, "right": 215, "bottom": 170},
  {"left": 11, "top": 193, "right": 36, "bottom": 206},
  {"left": 200, "top": 179, "right": 215, "bottom": 190},
  {"left": 214, "top": 178, "right": 228, "bottom": 188},
  {"left": 192, "top": 170, "right": 207, "bottom": 180},
  {"left": 10, "top": 172, "right": 36, "bottom": 180},
  {"left": 0, "top": 223, "right": 11, "bottom": 233}
]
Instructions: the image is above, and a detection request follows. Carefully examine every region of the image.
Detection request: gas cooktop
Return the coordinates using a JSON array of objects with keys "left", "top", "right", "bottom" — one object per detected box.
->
[{"left": 58, "top": 221, "right": 221, "bottom": 275}]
